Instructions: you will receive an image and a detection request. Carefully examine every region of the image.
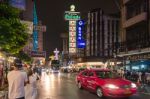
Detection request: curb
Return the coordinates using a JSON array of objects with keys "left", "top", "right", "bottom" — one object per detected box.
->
[{"left": 140, "top": 92, "right": 150, "bottom": 95}]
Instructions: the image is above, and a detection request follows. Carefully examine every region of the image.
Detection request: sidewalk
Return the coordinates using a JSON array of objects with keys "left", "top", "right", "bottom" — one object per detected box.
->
[
  {"left": 137, "top": 83, "right": 150, "bottom": 95},
  {"left": 129, "top": 78, "right": 150, "bottom": 95}
]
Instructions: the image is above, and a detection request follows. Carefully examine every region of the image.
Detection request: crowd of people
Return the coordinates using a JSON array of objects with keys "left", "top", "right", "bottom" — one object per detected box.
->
[
  {"left": 116, "top": 69, "right": 150, "bottom": 85},
  {"left": 7, "top": 59, "right": 40, "bottom": 99}
]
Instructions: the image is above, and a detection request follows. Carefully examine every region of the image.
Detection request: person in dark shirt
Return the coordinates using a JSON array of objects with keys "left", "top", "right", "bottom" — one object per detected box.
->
[{"left": 141, "top": 69, "right": 146, "bottom": 84}]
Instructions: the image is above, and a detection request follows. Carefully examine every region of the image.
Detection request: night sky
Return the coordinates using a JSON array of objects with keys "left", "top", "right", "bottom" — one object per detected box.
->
[{"left": 36, "top": 0, "right": 120, "bottom": 58}]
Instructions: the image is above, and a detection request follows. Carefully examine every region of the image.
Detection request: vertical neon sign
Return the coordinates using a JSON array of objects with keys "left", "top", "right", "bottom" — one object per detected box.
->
[
  {"left": 33, "top": 0, "right": 38, "bottom": 51},
  {"left": 65, "top": 5, "right": 80, "bottom": 54},
  {"left": 69, "top": 20, "right": 76, "bottom": 53},
  {"left": 76, "top": 20, "right": 85, "bottom": 48}
]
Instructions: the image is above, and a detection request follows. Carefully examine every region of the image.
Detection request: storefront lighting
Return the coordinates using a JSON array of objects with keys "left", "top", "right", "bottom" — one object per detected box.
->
[
  {"left": 0, "top": 52, "right": 5, "bottom": 60},
  {"left": 141, "top": 64, "right": 145, "bottom": 68}
]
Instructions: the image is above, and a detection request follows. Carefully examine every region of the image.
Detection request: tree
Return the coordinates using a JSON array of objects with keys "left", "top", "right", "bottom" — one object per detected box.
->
[
  {"left": 15, "top": 51, "right": 33, "bottom": 64},
  {"left": 0, "top": 3, "right": 29, "bottom": 54}
]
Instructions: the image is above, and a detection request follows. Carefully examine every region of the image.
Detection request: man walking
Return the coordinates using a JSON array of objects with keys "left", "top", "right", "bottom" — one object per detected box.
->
[{"left": 7, "top": 59, "right": 28, "bottom": 99}]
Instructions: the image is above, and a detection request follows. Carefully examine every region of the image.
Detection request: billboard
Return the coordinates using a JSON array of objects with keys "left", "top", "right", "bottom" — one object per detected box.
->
[{"left": 9, "top": 0, "right": 26, "bottom": 10}]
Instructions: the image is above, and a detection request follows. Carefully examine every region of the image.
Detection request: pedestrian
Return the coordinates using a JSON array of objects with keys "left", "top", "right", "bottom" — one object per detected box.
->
[
  {"left": 25, "top": 69, "right": 38, "bottom": 99},
  {"left": 7, "top": 59, "right": 28, "bottom": 99},
  {"left": 126, "top": 70, "right": 131, "bottom": 79},
  {"left": 117, "top": 69, "right": 121, "bottom": 76},
  {"left": 146, "top": 72, "right": 150, "bottom": 85},
  {"left": 141, "top": 69, "right": 146, "bottom": 84}
]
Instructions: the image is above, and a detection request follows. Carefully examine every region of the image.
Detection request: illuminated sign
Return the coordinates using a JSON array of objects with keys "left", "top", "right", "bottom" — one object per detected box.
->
[
  {"left": 77, "top": 40, "right": 86, "bottom": 48},
  {"left": 65, "top": 5, "right": 81, "bottom": 54},
  {"left": 69, "top": 32, "right": 76, "bottom": 36},
  {"left": 76, "top": 20, "right": 86, "bottom": 48},
  {"left": 69, "top": 20, "right": 76, "bottom": 53},
  {"left": 64, "top": 13, "right": 80, "bottom": 20},
  {"left": 70, "top": 5, "right": 75, "bottom": 11},
  {"left": 64, "top": 5, "right": 80, "bottom": 20}
]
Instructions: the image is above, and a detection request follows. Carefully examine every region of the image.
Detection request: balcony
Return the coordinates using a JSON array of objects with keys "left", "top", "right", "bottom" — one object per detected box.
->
[
  {"left": 123, "top": 12, "right": 147, "bottom": 28},
  {"left": 118, "top": 47, "right": 150, "bottom": 57},
  {"left": 117, "top": 41, "right": 150, "bottom": 57}
]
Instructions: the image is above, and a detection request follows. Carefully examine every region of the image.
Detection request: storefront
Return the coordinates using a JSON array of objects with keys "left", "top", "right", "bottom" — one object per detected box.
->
[
  {"left": 125, "top": 60, "right": 150, "bottom": 72},
  {"left": 124, "top": 52, "right": 150, "bottom": 72}
]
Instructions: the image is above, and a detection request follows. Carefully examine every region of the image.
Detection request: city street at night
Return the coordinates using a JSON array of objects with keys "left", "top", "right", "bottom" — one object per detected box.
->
[
  {"left": 0, "top": 0, "right": 150, "bottom": 99},
  {"left": 37, "top": 72, "right": 150, "bottom": 99}
]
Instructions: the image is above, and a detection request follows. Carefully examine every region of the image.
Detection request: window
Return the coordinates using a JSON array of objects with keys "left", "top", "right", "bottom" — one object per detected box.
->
[
  {"left": 95, "top": 71, "right": 105, "bottom": 78},
  {"left": 82, "top": 71, "right": 88, "bottom": 76},
  {"left": 95, "top": 71, "right": 116, "bottom": 79},
  {"left": 89, "top": 72, "right": 94, "bottom": 76}
]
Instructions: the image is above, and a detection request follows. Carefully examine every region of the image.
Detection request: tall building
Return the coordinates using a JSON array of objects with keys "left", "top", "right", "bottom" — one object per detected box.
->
[
  {"left": 118, "top": 0, "right": 150, "bottom": 71},
  {"left": 18, "top": 1, "right": 46, "bottom": 54},
  {"left": 86, "top": 8, "right": 120, "bottom": 60},
  {"left": 20, "top": 0, "right": 34, "bottom": 55},
  {"left": 60, "top": 33, "right": 69, "bottom": 66},
  {"left": 38, "top": 21, "right": 46, "bottom": 51},
  {"left": 61, "top": 33, "right": 69, "bottom": 54},
  {"left": 21, "top": 0, "right": 34, "bottom": 21}
]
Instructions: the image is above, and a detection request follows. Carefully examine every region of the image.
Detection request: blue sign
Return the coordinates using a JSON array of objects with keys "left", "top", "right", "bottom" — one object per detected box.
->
[
  {"left": 76, "top": 20, "right": 85, "bottom": 48},
  {"left": 9, "top": 0, "right": 26, "bottom": 10},
  {"left": 77, "top": 40, "right": 86, "bottom": 48}
]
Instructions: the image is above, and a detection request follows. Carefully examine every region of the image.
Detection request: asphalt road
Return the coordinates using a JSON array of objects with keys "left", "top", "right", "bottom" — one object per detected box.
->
[{"left": 37, "top": 72, "right": 150, "bottom": 99}]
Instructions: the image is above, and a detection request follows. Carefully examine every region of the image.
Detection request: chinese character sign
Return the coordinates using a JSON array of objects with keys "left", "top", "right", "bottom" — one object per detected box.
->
[{"left": 76, "top": 20, "right": 86, "bottom": 48}]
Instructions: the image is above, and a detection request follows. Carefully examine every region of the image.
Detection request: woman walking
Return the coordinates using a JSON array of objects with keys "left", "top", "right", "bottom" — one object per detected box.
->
[{"left": 25, "top": 69, "right": 38, "bottom": 99}]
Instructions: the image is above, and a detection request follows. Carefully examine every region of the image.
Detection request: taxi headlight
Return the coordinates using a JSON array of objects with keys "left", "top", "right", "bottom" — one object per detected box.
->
[
  {"left": 131, "top": 83, "right": 137, "bottom": 88},
  {"left": 105, "top": 84, "right": 119, "bottom": 89}
]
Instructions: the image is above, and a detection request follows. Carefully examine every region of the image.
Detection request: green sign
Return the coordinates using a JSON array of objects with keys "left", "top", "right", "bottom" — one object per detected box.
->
[{"left": 65, "top": 13, "right": 80, "bottom": 20}]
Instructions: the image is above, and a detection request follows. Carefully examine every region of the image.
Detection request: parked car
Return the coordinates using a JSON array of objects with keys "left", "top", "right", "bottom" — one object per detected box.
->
[{"left": 76, "top": 69, "right": 137, "bottom": 98}]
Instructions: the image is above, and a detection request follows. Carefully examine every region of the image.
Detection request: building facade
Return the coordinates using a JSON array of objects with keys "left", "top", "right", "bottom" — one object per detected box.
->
[
  {"left": 20, "top": 1, "right": 46, "bottom": 55},
  {"left": 61, "top": 33, "right": 69, "bottom": 54},
  {"left": 20, "top": 0, "right": 34, "bottom": 55},
  {"left": 60, "top": 33, "right": 69, "bottom": 66},
  {"left": 118, "top": 0, "right": 150, "bottom": 71},
  {"left": 86, "top": 8, "right": 120, "bottom": 60},
  {"left": 21, "top": 0, "right": 33, "bottom": 21},
  {"left": 37, "top": 21, "right": 46, "bottom": 51}
]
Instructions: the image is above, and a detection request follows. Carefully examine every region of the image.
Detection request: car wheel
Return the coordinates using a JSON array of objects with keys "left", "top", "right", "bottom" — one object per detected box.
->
[
  {"left": 78, "top": 82, "right": 82, "bottom": 89},
  {"left": 96, "top": 87, "right": 103, "bottom": 98}
]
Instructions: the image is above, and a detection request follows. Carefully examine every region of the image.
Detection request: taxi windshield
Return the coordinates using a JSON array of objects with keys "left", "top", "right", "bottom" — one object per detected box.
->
[{"left": 95, "top": 71, "right": 119, "bottom": 79}]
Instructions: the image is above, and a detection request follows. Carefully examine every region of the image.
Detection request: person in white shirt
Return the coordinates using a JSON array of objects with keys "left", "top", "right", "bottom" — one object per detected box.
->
[
  {"left": 7, "top": 59, "right": 28, "bottom": 99},
  {"left": 25, "top": 69, "right": 38, "bottom": 99}
]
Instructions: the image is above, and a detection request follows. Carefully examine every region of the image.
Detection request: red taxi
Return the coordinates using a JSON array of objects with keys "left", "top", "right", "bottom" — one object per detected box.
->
[{"left": 76, "top": 69, "right": 137, "bottom": 98}]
